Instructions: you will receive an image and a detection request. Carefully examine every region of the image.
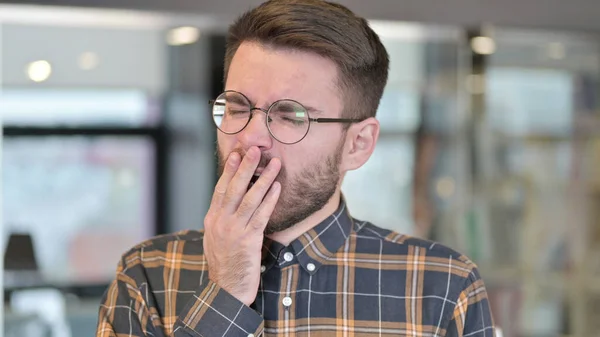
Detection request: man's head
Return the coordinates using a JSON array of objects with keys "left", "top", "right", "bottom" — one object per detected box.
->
[
  {"left": 224, "top": 0, "right": 389, "bottom": 122},
  {"left": 216, "top": 0, "right": 389, "bottom": 233}
]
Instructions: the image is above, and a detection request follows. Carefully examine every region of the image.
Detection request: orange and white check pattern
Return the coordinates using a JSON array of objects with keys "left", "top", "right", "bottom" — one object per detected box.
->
[{"left": 97, "top": 200, "right": 495, "bottom": 337}]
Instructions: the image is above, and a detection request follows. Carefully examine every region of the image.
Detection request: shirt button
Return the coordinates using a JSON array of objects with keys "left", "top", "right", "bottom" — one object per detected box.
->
[
  {"left": 283, "top": 252, "right": 294, "bottom": 262},
  {"left": 248, "top": 334, "right": 254, "bottom": 337},
  {"left": 260, "top": 265, "right": 266, "bottom": 273},
  {"left": 282, "top": 296, "right": 292, "bottom": 307},
  {"left": 307, "top": 263, "right": 316, "bottom": 272}
]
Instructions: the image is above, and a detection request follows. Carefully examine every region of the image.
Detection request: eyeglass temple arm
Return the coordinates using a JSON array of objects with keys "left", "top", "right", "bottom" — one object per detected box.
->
[{"left": 309, "top": 118, "right": 363, "bottom": 123}]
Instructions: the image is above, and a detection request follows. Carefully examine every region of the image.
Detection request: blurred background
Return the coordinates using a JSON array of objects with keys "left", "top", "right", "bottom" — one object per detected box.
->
[{"left": 0, "top": 0, "right": 599, "bottom": 336}]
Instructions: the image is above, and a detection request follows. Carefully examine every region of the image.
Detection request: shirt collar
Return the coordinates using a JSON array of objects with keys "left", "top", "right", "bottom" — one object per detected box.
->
[{"left": 261, "top": 197, "right": 353, "bottom": 275}]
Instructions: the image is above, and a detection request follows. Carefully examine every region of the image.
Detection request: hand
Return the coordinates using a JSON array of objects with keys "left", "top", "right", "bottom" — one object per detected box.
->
[{"left": 203, "top": 146, "right": 281, "bottom": 306}]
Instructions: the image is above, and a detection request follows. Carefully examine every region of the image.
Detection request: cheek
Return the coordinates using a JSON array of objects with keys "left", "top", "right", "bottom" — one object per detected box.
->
[
  {"left": 278, "top": 147, "right": 315, "bottom": 175},
  {"left": 217, "top": 134, "right": 236, "bottom": 153}
]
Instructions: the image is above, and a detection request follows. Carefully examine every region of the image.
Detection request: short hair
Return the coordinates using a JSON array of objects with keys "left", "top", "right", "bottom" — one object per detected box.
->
[{"left": 224, "top": 0, "right": 390, "bottom": 121}]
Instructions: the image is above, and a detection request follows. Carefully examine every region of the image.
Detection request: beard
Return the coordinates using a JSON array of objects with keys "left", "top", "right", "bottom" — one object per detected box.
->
[{"left": 216, "top": 141, "right": 343, "bottom": 234}]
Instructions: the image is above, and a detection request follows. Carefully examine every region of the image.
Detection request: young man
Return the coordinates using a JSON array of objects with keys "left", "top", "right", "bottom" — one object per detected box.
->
[{"left": 96, "top": 1, "right": 495, "bottom": 336}]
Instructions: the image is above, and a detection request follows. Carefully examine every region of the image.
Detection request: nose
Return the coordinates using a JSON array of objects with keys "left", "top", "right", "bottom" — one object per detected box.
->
[{"left": 236, "top": 109, "right": 273, "bottom": 151}]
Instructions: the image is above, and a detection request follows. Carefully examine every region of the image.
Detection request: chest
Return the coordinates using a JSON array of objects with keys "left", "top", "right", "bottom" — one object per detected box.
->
[{"left": 252, "top": 264, "right": 455, "bottom": 336}]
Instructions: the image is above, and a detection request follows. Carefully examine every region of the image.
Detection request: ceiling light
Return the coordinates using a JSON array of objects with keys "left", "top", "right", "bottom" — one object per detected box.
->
[
  {"left": 436, "top": 177, "right": 456, "bottom": 199},
  {"left": 26, "top": 60, "right": 52, "bottom": 82},
  {"left": 471, "top": 36, "right": 496, "bottom": 55},
  {"left": 78, "top": 52, "right": 100, "bottom": 70},
  {"left": 166, "top": 26, "right": 200, "bottom": 46}
]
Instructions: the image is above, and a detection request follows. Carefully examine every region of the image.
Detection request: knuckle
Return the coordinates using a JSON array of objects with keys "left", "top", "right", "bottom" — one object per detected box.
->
[
  {"left": 255, "top": 178, "right": 271, "bottom": 191},
  {"left": 214, "top": 186, "right": 226, "bottom": 196},
  {"left": 203, "top": 213, "right": 213, "bottom": 228},
  {"left": 214, "top": 183, "right": 228, "bottom": 197},
  {"left": 222, "top": 191, "right": 235, "bottom": 205},
  {"left": 237, "top": 199, "right": 255, "bottom": 217},
  {"left": 248, "top": 209, "right": 267, "bottom": 230},
  {"left": 249, "top": 219, "right": 265, "bottom": 230}
]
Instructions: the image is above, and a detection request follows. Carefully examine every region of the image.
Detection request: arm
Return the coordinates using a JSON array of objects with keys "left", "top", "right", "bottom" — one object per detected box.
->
[
  {"left": 97, "top": 147, "right": 279, "bottom": 337},
  {"left": 96, "top": 253, "right": 264, "bottom": 337},
  {"left": 96, "top": 272, "right": 154, "bottom": 337},
  {"left": 445, "top": 267, "right": 496, "bottom": 337}
]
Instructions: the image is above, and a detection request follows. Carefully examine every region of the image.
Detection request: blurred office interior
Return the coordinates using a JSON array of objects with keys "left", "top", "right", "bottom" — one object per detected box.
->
[{"left": 0, "top": 1, "right": 599, "bottom": 336}]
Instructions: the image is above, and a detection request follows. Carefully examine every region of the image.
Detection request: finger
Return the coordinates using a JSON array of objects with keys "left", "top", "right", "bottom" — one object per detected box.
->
[
  {"left": 236, "top": 157, "right": 281, "bottom": 219},
  {"left": 222, "top": 146, "right": 261, "bottom": 211},
  {"left": 246, "top": 181, "right": 281, "bottom": 232},
  {"left": 210, "top": 152, "right": 241, "bottom": 209}
]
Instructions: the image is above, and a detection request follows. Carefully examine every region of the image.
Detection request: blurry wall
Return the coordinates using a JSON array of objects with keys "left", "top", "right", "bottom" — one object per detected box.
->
[
  {"left": 6, "top": 0, "right": 600, "bottom": 32},
  {"left": 1, "top": 24, "right": 166, "bottom": 92},
  {"left": 0, "top": 7, "right": 225, "bottom": 336},
  {"left": 165, "top": 34, "right": 221, "bottom": 232}
]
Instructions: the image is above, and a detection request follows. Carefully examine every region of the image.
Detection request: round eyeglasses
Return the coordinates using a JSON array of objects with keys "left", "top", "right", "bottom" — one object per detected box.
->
[{"left": 210, "top": 90, "right": 363, "bottom": 144}]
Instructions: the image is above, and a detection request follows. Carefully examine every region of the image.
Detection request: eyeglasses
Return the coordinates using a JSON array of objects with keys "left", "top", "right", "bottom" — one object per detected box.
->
[{"left": 209, "top": 90, "right": 362, "bottom": 144}]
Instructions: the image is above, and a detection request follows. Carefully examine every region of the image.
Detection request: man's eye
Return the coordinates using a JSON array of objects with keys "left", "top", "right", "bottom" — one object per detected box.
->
[{"left": 282, "top": 117, "right": 305, "bottom": 126}]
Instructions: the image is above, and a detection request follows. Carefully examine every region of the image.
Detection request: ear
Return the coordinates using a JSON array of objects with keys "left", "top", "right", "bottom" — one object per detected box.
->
[{"left": 341, "top": 117, "right": 379, "bottom": 172}]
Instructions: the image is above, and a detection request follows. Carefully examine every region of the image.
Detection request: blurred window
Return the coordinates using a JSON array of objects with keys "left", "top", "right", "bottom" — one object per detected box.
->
[
  {"left": 3, "top": 137, "right": 155, "bottom": 286},
  {"left": 2, "top": 88, "right": 160, "bottom": 127},
  {"left": 487, "top": 67, "right": 574, "bottom": 136}
]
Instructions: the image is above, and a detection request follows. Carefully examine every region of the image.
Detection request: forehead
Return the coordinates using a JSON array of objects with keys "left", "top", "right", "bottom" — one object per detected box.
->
[{"left": 225, "top": 42, "right": 342, "bottom": 110}]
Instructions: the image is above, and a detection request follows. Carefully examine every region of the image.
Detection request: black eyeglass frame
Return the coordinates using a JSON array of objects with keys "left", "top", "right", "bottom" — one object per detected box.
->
[{"left": 209, "top": 90, "right": 363, "bottom": 144}]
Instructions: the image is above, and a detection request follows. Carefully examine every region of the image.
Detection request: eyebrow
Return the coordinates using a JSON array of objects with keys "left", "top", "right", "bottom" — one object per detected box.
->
[
  {"left": 224, "top": 90, "right": 324, "bottom": 114},
  {"left": 262, "top": 100, "right": 325, "bottom": 115},
  {"left": 265, "top": 99, "right": 323, "bottom": 114},
  {"left": 225, "top": 94, "right": 249, "bottom": 106},
  {"left": 302, "top": 105, "right": 323, "bottom": 115}
]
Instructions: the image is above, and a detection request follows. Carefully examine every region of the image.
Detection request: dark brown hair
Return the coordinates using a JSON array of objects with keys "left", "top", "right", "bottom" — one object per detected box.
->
[{"left": 224, "top": 0, "right": 389, "bottom": 120}]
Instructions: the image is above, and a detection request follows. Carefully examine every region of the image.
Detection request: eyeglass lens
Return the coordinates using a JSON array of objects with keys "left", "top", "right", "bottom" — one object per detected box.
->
[{"left": 212, "top": 91, "right": 310, "bottom": 144}]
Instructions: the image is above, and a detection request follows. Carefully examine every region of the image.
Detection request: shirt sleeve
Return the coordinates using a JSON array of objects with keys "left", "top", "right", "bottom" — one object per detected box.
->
[
  {"left": 96, "top": 251, "right": 264, "bottom": 337},
  {"left": 96, "top": 268, "right": 157, "bottom": 337},
  {"left": 173, "top": 278, "right": 264, "bottom": 337},
  {"left": 445, "top": 266, "right": 497, "bottom": 337}
]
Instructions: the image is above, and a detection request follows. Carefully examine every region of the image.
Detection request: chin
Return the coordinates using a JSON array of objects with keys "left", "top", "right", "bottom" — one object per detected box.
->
[
  {"left": 264, "top": 195, "right": 333, "bottom": 235},
  {"left": 263, "top": 225, "right": 283, "bottom": 236},
  {"left": 264, "top": 212, "right": 297, "bottom": 235}
]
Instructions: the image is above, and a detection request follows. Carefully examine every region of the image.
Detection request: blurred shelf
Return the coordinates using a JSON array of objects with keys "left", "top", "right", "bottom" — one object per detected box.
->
[
  {"left": 378, "top": 130, "right": 417, "bottom": 137},
  {"left": 486, "top": 130, "right": 600, "bottom": 143},
  {"left": 480, "top": 267, "right": 600, "bottom": 294},
  {"left": 587, "top": 278, "right": 600, "bottom": 294},
  {"left": 589, "top": 185, "right": 600, "bottom": 196},
  {"left": 484, "top": 115, "right": 600, "bottom": 142}
]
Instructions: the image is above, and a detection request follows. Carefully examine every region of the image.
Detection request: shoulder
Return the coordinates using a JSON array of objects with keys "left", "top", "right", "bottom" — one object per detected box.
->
[
  {"left": 352, "top": 219, "right": 480, "bottom": 277},
  {"left": 126, "top": 229, "right": 205, "bottom": 253},
  {"left": 352, "top": 221, "right": 495, "bottom": 330},
  {"left": 116, "top": 230, "right": 206, "bottom": 273}
]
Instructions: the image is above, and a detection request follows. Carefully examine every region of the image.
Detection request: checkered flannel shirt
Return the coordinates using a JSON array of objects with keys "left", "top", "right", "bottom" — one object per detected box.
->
[{"left": 97, "top": 200, "right": 495, "bottom": 337}]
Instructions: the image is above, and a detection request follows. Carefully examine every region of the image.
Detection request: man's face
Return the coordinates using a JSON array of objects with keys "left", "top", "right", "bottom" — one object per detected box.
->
[{"left": 217, "top": 42, "right": 347, "bottom": 234}]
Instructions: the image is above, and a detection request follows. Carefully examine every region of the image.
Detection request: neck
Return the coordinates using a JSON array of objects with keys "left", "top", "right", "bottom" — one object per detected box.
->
[{"left": 267, "top": 189, "right": 342, "bottom": 246}]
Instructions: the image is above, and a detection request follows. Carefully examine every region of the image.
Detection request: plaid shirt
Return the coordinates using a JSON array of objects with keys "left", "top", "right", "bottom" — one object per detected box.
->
[{"left": 97, "top": 200, "right": 495, "bottom": 337}]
